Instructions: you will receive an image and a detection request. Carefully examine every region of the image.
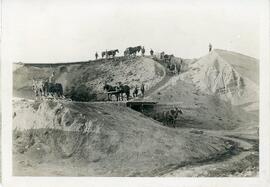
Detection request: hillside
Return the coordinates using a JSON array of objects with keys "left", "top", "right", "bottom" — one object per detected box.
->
[
  {"left": 182, "top": 49, "right": 259, "bottom": 111},
  {"left": 146, "top": 75, "right": 258, "bottom": 131},
  {"left": 13, "top": 99, "right": 237, "bottom": 176},
  {"left": 13, "top": 57, "right": 165, "bottom": 101},
  {"left": 139, "top": 50, "right": 258, "bottom": 130},
  {"left": 12, "top": 49, "right": 259, "bottom": 177}
]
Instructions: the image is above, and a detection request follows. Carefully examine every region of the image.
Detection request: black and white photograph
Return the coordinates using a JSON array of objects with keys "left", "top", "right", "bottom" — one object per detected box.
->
[{"left": 1, "top": 0, "right": 270, "bottom": 186}]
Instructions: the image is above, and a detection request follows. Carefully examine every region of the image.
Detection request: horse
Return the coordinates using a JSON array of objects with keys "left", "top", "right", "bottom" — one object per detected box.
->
[
  {"left": 168, "top": 107, "right": 183, "bottom": 127},
  {"left": 164, "top": 54, "right": 174, "bottom": 59},
  {"left": 44, "top": 82, "right": 63, "bottom": 97},
  {"left": 106, "top": 49, "right": 119, "bottom": 58},
  {"left": 164, "top": 54, "right": 174, "bottom": 64},
  {"left": 160, "top": 52, "right": 165, "bottom": 59},
  {"left": 154, "top": 107, "right": 183, "bottom": 128},
  {"left": 119, "top": 84, "right": 130, "bottom": 101},
  {"left": 124, "top": 48, "right": 129, "bottom": 57},
  {"left": 124, "top": 46, "right": 142, "bottom": 57},
  {"left": 101, "top": 51, "right": 107, "bottom": 58},
  {"left": 168, "top": 63, "right": 176, "bottom": 74},
  {"left": 101, "top": 49, "right": 119, "bottom": 59},
  {"left": 103, "top": 83, "right": 121, "bottom": 101},
  {"left": 32, "top": 80, "right": 46, "bottom": 98}
]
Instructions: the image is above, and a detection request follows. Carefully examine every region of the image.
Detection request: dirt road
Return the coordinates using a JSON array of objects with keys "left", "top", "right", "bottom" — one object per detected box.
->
[{"left": 162, "top": 129, "right": 258, "bottom": 177}]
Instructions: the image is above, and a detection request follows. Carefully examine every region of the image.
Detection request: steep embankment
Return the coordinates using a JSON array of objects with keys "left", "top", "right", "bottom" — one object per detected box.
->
[
  {"left": 183, "top": 49, "right": 259, "bottom": 112},
  {"left": 147, "top": 50, "right": 259, "bottom": 130},
  {"left": 13, "top": 99, "right": 237, "bottom": 176},
  {"left": 13, "top": 57, "right": 165, "bottom": 101}
]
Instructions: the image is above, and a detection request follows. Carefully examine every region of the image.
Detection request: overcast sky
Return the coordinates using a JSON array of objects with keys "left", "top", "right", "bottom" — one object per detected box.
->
[{"left": 2, "top": 0, "right": 262, "bottom": 63}]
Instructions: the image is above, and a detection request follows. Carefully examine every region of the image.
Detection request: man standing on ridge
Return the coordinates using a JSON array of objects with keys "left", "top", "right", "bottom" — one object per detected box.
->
[
  {"left": 141, "top": 46, "right": 145, "bottom": 56},
  {"left": 209, "top": 43, "right": 212, "bottom": 52},
  {"left": 95, "top": 52, "right": 98, "bottom": 60},
  {"left": 150, "top": 49, "right": 154, "bottom": 56}
]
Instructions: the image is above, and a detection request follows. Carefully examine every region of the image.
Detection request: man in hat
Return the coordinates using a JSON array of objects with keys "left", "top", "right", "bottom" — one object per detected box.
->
[
  {"left": 150, "top": 49, "right": 154, "bottom": 56},
  {"left": 209, "top": 43, "right": 212, "bottom": 52}
]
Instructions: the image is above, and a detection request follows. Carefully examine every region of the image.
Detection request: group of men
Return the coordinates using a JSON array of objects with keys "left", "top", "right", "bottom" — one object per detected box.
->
[
  {"left": 140, "top": 47, "right": 154, "bottom": 57},
  {"left": 132, "top": 83, "right": 145, "bottom": 98}
]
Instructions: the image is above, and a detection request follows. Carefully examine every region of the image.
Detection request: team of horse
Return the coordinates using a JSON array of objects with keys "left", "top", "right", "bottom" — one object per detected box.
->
[
  {"left": 158, "top": 52, "right": 182, "bottom": 75},
  {"left": 124, "top": 46, "right": 142, "bottom": 57},
  {"left": 32, "top": 80, "right": 64, "bottom": 98},
  {"left": 101, "top": 49, "right": 119, "bottom": 59},
  {"left": 103, "top": 83, "right": 131, "bottom": 101},
  {"left": 98, "top": 46, "right": 143, "bottom": 59}
]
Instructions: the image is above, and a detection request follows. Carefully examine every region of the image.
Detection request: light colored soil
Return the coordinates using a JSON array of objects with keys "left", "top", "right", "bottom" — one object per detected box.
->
[
  {"left": 13, "top": 99, "right": 246, "bottom": 176},
  {"left": 13, "top": 57, "right": 164, "bottom": 101},
  {"left": 12, "top": 50, "right": 259, "bottom": 177}
]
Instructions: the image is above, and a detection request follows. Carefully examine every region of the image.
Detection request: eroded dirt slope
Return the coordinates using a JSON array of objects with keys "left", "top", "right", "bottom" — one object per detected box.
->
[
  {"left": 145, "top": 50, "right": 259, "bottom": 131},
  {"left": 183, "top": 49, "right": 259, "bottom": 111},
  {"left": 13, "top": 99, "right": 238, "bottom": 176},
  {"left": 13, "top": 57, "right": 165, "bottom": 101}
]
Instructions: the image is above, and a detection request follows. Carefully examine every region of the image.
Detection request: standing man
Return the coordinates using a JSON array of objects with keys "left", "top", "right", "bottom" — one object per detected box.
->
[
  {"left": 117, "top": 82, "right": 122, "bottom": 91},
  {"left": 150, "top": 49, "right": 154, "bottom": 56},
  {"left": 141, "top": 46, "right": 145, "bottom": 56},
  {"left": 133, "top": 85, "right": 138, "bottom": 98},
  {"left": 95, "top": 52, "right": 98, "bottom": 60},
  {"left": 49, "top": 71, "right": 56, "bottom": 84},
  {"left": 209, "top": 43, "right": 212, "bottom": 52},
  {"left": 140, "top": 83, "right": 145, "bottom": 97},
  {"left": 176, "top": 62, "right": 181, "bottom": 75}
]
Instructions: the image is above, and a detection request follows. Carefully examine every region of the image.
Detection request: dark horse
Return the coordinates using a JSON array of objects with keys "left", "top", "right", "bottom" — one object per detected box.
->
[
  {"left": 119, "top": 84, "right": 130, "bottom": 101},
  {"left": 102, "top": 49, "right": 119, "bottom": 59},
  {"left": 164, "top": 107, "right": 183, "bottom": 127},
  {"left": 44, "top": 82, "right": 63, "bottom": 97},
  {"left": 154, "top": 107, "right": 183, "bottom": 128},
  {"left": 101, "top": 51, "right": 107, "bottom": 58},
  {"left": 103, "top": 83, "right": 121, "bottom": 101},
  {"left": 164, "top": 54, "right": 174, "bottom": 64},
  {"left": 107, "top": 49, "right": 119, "bottom": 58},
  {"left": 124, "top": 46, "right": 142, "bottom": 57}
]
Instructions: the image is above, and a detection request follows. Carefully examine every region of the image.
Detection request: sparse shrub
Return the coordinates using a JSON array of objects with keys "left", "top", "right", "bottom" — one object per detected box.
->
[{"left": 59, "top": 66, "right": 68, "bottom": 73}]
